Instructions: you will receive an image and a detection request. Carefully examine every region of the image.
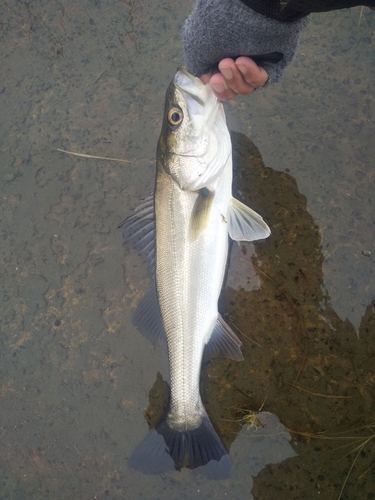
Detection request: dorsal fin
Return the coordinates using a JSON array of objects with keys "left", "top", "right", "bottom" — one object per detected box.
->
[{"left": 118, "top": 195, "right": 155, "bottom": 270}]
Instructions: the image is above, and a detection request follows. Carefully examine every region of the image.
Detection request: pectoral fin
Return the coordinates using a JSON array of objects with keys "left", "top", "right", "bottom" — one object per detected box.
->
[
  {"left": 228, "top": 198, "right": 271, "bottom": 242},
  {"left": 189, "top": 187, "right": 215, "bottom": 241}
]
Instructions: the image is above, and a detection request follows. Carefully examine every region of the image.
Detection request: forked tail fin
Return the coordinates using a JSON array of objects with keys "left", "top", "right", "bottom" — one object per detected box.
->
[{"left": 128, "top": 416, "right": 231, "bottom": 479}]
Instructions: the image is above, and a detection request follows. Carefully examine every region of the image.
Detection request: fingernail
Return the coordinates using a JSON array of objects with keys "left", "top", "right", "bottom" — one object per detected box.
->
[
  {"left": 237, "top": 65, "right": 246, "bottom": 76},
  {"left": 211, "top": 81, "right": 225, "bottom": 94},
  {"left": 221, "top": 68, "right": 232, "bottom": 80}
]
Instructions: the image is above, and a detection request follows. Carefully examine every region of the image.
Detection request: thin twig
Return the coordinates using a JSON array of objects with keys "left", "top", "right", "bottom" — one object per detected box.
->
[{"left": 56, "top": 148, "right": 131, "bottom": 163}]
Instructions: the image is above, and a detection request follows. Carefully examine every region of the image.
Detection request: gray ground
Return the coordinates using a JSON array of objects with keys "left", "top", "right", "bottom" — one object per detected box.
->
[{"left": 0, "top": 2, "right": 374, "bottom": 499}]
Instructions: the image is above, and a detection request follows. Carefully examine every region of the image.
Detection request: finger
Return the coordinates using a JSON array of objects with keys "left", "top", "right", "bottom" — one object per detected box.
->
[
  {"left": 199, "top": 57, "right": 269, "bottom": 101},
  {"left": 219, "top": 58, "right": 269, "bottom": 95},
  {"left": 219, "top": 59, "right": 256, "bottom": 95},
  {"left": 209, "top": 73, "right": 242, "bottom": 101},
  {"left": 234, "top": 57, "right": 269, "bottom": 88},
  {"left": 199, "top": 70, "right": 238, "bottom": 101},
  {"left": 210, "top": 58, "right": 259, "bottom": 100},
  {"left": 199, "top": 72, "right": 212, "bottom": 85}
]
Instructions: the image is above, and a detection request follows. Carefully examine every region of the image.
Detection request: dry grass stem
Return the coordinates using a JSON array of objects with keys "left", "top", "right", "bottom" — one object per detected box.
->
[
  {"left": 358, "top": 6, "right": 364, "bottom": 27},
  {"left": 56, "top": 148, "right": 131, "bottom": 163},
  {"left": 229, "top": 321, "right": 262, "bottom": 348},
  {"left": 290, "top": 422, "right": 375, "bottom": 500},
  {"left": 289, "top": 383, "right": 352, "bottom": 399}
]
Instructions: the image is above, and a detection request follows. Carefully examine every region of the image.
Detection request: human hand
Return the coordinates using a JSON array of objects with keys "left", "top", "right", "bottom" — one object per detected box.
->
[
  {"left": 183, "top": 0, "right": 309, "bottom": 97},
  {"left": 200, "top": 57, "right": 268, "bottom": 101}
]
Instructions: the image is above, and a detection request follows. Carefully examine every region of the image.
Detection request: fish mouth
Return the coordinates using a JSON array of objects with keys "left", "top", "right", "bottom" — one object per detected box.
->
[{"left": 173, "top": 67, "right": 206, "bottom": 107}]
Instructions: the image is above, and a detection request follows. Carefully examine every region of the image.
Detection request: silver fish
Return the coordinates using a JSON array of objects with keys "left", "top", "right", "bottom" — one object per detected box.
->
[{"left": 120, "top": 69, "right": 270, "bottom": 478}]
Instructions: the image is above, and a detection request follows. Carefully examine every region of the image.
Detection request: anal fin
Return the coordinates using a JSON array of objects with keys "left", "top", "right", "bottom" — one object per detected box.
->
[
  {"left": 205, "top": 315, "right": 243, "bottom": 361},
  {"left": 133, "top": 282, "right": 167, "bottom": 351}
]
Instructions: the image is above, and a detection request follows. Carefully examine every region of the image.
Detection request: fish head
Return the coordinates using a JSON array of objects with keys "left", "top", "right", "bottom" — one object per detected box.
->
[{"left": 157, "top": 68, "right": 231, "bottom": 191}]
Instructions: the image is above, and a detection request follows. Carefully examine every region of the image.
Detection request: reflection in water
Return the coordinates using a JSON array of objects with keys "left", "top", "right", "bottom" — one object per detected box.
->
[
  {"left": 216, "top": 132, "right": 375, "bottom": 498},
  {"left": 231, "top": 412, "right": 297, "bottom": 479},
  {"left": 226, "top": 242, "right": 261, "bottom": 292}
]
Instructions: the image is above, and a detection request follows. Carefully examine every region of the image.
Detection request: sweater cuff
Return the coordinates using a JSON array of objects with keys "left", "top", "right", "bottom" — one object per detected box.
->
[{"left": 183, "top": 0, "right": 309, "bottom": 85}]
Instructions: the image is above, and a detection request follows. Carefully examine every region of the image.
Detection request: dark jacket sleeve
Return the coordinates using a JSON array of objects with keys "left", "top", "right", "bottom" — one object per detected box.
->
[{"left": 240, "top": 0, "right": 375, "bottom": 22}]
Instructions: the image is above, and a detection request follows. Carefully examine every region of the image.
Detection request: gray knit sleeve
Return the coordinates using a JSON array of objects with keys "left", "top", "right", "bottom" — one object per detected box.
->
[{"left": 182, "top": 0, "right": 309, "bottom": 85}]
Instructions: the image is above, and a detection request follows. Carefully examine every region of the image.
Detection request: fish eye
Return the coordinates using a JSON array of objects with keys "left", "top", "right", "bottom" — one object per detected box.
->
[{"left": 167, "top": 107, "right": 183, "bottom": 126}]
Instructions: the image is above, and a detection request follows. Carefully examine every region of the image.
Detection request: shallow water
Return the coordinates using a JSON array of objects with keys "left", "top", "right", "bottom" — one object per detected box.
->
[{"left": 0, "top": 2, "right": 374, "bottom": 499}]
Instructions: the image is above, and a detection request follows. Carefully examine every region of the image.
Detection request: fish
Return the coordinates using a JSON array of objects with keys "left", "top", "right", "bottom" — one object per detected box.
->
[{"left": 119, "top": 68, "right": 271, "bottom": 478}]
